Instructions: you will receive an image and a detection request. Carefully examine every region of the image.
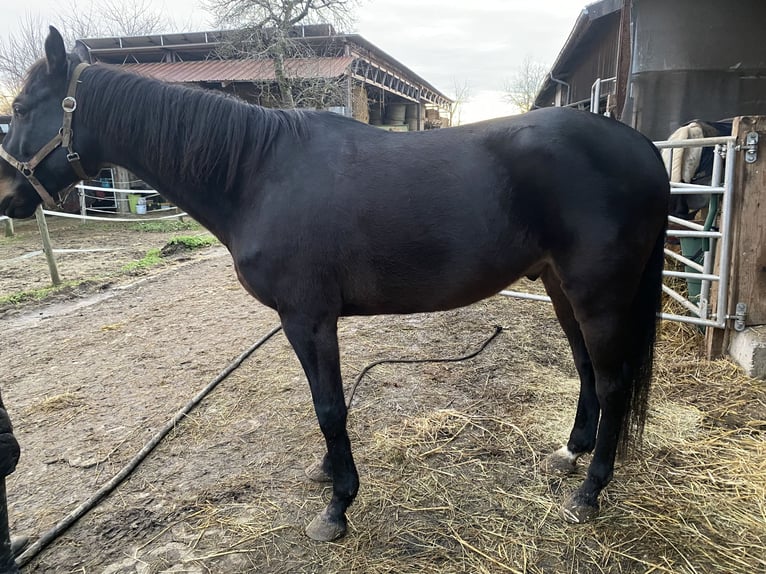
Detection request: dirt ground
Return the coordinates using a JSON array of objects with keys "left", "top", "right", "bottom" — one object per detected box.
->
[{"left": 0, "top": 216, "right": 764, "bottom": 573}]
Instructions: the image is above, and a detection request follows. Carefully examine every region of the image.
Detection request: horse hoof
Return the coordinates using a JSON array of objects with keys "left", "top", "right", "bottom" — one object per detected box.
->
[
  {"left": 305, "top": 510, "right": 347, "bottom": 542},
  {"left": 305, "top": 460, "right": 333, "bottom": 483},
  {"left": 560, "top": 491, "right": 599, "bottom": 524},
  {"left": 540, "top": 447, "right": 578, "bottom": 475}
]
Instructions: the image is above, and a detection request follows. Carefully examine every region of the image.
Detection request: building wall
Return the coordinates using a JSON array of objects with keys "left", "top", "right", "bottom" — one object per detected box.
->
[
  {"left": 625, "top": 0, "right": 766, "bottom": 139},
  {"left": 565, "top": 12, "right": 621, "bottom": 107}
]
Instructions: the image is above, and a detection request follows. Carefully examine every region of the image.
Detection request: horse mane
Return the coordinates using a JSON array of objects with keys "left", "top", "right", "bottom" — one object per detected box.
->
[{"left": 74, "top": 63, "right": 307, "bottom": 193}]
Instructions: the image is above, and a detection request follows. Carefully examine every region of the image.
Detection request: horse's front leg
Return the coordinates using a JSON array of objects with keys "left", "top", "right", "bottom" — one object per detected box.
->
[{"left": 280, "top": 312, "right": 359, "bottom": 542}]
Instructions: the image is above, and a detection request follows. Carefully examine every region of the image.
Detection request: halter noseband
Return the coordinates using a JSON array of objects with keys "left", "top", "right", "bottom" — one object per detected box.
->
[{"left": 0, "top": 63, "right": 91, "bottom": 209}]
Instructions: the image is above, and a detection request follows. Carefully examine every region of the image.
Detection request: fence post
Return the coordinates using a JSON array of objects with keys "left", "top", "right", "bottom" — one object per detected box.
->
[
  {"left": 1, "top": 217, "right": 13, "bottom": 237},
  {"left": 34, "top": 206, "right": 61, "bottom": 286},
  {"left": 79, "top": 184, "right": 87, "bottom": 222},
  {"left": 706, "top": 116, "right": 766, "bottom": 367},
  {"left": 113, "top": 166, "right": 132, "bottom": 214}
]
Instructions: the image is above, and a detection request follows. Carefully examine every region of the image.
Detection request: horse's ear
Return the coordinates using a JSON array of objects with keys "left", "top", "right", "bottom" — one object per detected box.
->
[
  {"left": 44, "top": 26, "right": 68, "bottom": 78},
  {"left": 72, "top": 42, "right": 89, "bottom": 64}
]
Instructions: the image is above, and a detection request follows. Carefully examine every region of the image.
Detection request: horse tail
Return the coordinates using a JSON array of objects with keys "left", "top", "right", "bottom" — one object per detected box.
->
[{"left": 619, "top": 224, "right": 666, "bottom": 456}]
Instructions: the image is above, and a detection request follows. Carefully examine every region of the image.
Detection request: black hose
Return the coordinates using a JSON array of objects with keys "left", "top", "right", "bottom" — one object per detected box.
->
[
  {"left": 346, "top": 325, "right": 503, "bottom": 407},
  {"left": 16, "top": 325, "right": 282, "bottom": 567},
  {"left": 17, "top": 323, "right": 502, "bottom": 566}
]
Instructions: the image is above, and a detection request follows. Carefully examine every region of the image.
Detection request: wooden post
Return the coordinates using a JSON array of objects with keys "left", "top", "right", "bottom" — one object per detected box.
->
[
  {"left": 112, "top": 166, "right": 132, "bottom": 214},
  {"left": 706, "top": 116, "right": 766, "bottom": 358},
  {"left": 1, "top": 217, "right": 13, "bottom": 237},
  {"left": 34, "top": 206, "right": 61, "bottom": 287}
]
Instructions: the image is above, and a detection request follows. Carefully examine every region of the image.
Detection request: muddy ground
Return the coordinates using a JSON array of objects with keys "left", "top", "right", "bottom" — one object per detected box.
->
[{"left": 0, "top": 216, "right": 764, "bottom": 573}]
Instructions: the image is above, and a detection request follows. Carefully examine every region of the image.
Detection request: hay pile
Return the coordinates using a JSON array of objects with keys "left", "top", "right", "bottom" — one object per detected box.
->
[
  {"left": 29, "top": 282, "right": 761, "bottom": 573},
  {"left": 150, "top": 289, "right": 763, "bottom": 574}
]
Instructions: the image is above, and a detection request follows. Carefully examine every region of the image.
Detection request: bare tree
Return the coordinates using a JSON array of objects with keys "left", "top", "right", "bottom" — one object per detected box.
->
[
  {"left": 0, "top": 14, "right": 48, "bottom": 111},
  {"left": 449, "top": 78, "right": 471, "bottom": 127},
  {"left": 61, "top": 0, "right": 173, "bottom": 40},
  {"left": 503, "top": 56, "right": 548, "bottom": 114},
  {"left": 204, "top": 0, "right": 359, "bottom": 109},
  {"left": 0, "top": 1, "right": 177, "bottom": 112}
]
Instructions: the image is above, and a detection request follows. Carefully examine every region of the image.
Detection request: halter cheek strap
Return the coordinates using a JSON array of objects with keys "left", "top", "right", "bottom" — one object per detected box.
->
[{"left": 0, "top": 63, "right": 91, "bottom": 209}]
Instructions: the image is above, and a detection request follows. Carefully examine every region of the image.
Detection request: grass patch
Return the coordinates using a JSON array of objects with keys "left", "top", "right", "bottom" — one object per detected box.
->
[
  {"left": 130, "top": 220, "right": 202, "bottom": 233},
  {"left": 0, "top": 280, "right": 86, "bottom": 306},
  {"left": 159, "top": 234, "right": 219, "bottom": 256},
  {"left": 166, "top": 235, "right": 217, "bottom": 249},
  {"left": 121, "top": 248, "right": 163, "bottom": 273},
  {"left": 121, "top": 236, "right": 216, "bottom": 272}
]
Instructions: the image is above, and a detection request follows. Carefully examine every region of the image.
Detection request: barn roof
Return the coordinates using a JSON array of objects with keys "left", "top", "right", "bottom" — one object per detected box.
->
[
  {"left": 75, "top": 27, "right": 452, "bottom": 110},
  {"left": 119, "top": 57, "right": 355, "bottom": 84}
]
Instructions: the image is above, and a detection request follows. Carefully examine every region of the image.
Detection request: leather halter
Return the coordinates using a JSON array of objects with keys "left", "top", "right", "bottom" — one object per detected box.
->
[{"left": 0, "top": 63, "right": 91, "bottom": 209}]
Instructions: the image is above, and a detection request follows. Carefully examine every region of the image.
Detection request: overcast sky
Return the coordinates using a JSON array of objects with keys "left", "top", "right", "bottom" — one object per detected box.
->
[{"left": 0, "top": 0, "right": 583, "bottom": 123}]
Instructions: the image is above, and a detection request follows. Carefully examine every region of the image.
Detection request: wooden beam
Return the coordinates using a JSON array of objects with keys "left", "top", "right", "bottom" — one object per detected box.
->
[{"left": 706, "top": 116, "right": 766, "bottom": 357}]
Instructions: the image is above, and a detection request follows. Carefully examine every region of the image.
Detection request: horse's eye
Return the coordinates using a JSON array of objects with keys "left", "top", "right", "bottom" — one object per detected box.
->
[{"left": 12, "top": 103, "right": 26, "bottom": 119}]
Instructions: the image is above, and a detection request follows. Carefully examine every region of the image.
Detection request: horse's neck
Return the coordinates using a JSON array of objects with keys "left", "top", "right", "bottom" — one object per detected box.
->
[{"left": 82, "top": 68, "right": 241, "bottom": 240}]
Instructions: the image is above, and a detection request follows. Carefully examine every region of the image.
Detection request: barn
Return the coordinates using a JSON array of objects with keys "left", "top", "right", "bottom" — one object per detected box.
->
[
  {"left": 68, "top": 24, "right": 453, "bottom": 214},
  {"left": 534, "top": 0, "right": 766, "bottom": 139},
  {"left": 74, "top": 24, "right": 452, "bottom": 132}
]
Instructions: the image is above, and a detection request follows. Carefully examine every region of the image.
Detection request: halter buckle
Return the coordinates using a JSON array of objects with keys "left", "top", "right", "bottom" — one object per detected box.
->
[
  {"left": 66, "top": 152, "right": 81, "bottom": 163},
  {"left": 62, "top": 96, "right": 77, "bottom": 113}
]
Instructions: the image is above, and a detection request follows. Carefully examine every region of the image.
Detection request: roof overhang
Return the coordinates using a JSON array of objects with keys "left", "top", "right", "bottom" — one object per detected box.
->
[
  {"left": 534, "top": 0, "right": 623, "bottom": 107},
  {"left": 120, "top": 57, "right": 354, "bottom": 84},
  {"left": 76, "top": 27, "right": 453, "bottom": 110}
]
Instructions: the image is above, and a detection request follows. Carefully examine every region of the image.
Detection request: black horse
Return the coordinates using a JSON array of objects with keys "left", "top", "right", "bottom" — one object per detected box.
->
[{"left": 0, "top": 27, "right": 669, "bottom": 547}]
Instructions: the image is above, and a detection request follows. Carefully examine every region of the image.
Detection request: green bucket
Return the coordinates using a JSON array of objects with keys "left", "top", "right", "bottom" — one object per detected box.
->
[{"left": 127, "top": 193, "right": 139, "bottom": 214}]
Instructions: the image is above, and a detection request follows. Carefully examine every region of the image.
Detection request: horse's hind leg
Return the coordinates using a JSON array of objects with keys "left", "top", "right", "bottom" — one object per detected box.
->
[
  {"left": 553, "top": 261, "right": 646, "bottom": 523},
  {"left": 560, "top": 309, "right": 633, "bottom": 523},
  {"left": 280, "top": 312, "right": 358, "bottom": 542},
  {"left": 547, "top": 235, "right": 660, "bottom": 523},
  {"left": 539, "top": 267, "right": 599, "bottom": 474}
]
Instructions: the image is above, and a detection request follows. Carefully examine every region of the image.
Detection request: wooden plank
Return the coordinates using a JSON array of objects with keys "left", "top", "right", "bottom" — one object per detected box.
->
[
  {"left": 732, "top": 117, "right": 766, "bottom": 326},
  {"left": 705, "top": 116, "right": 766, "bottom": 358}
]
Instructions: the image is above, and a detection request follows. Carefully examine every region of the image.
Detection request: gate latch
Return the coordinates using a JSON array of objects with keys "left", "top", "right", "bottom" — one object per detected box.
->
[
  {"left": 740, "top": 132, "right": 759, "bottom": 164},
  {"left": 733, "top": 302, "right": 747, "bottom": 332}
]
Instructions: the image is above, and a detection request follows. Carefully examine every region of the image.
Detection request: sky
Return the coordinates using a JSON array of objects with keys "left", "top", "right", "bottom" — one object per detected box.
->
[{"left": 0, "top": 0, "right": 584, "bottom": 124}]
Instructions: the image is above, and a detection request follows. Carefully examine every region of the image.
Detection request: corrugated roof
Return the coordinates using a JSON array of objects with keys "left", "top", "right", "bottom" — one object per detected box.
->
[
  {"left": 76, "top": 28, "right": 452, "bottom": 107},
  {"left": 120, "top": 57, "right": 354, "bottom": 83}
]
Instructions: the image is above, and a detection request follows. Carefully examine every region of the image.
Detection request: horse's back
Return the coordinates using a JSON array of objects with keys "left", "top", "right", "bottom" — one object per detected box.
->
[{"left": 233, "top": 107, "right": 669, "bottom": 316}]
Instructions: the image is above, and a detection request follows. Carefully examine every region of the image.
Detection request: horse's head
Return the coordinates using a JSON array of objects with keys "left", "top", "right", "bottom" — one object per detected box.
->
[{"left": 0, "top": 26, "right": 97, "bottom": 218}]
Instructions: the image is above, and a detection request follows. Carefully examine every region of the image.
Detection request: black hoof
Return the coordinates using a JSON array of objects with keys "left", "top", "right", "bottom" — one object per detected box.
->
[
  {"left": 305, "top": 509, "right": 347, "bottom": 541},
  {"left": 305, "top": 460, "right": 333, "bottom": 483},
  {"left": 540, "top": 447, "right": 578, "bottom": 475},
  {"left": 560, "top": 491, "right": 599, "bottom": 523}
]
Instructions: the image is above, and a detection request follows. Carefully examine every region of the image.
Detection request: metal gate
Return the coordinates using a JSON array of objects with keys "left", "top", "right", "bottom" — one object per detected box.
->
[
  {"left": 500, "top": 131, "right": 739, "bottom": 331},
  {"left": 655, "top": 135, "right": 737, "bottom": 328}
]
